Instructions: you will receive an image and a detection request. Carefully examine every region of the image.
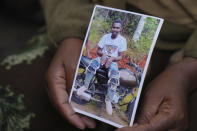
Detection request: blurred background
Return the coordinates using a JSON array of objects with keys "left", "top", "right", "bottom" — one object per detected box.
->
[{"left": 0, "top": 0, "right": 43, "bottom": 61}]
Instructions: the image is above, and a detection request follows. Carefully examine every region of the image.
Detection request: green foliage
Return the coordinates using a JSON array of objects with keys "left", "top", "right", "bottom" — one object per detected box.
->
[
  {"left": 89, "top": 17, "right": 110, "bottom": 48},
  {"left": 0, "top": 34, "right": 49, "bottom": 70},
  {"left": 0, "top": 85, "right": 35, "bottom": 131},
  {"left": 94, "top": 8, "right": 141, "bottom": 36},
  {"left": 125, "top": 17, "right": 159, "bottom": 61},
  {"left": 131, "top": 17, "right": 159, "bottom": 53},
  {"left": 89, "top": 8, "right": 160, "bottom": 62}
]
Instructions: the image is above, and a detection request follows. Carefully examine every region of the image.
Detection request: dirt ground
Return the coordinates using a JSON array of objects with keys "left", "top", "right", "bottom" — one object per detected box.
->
[{"left": 71, "top": 100, "right": 130, "bottom": 127}]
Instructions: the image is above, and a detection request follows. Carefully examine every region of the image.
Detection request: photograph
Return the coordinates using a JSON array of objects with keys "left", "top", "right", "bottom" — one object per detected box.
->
[{"left": 69, "top": 5, "right": 163, "bottom": 128}]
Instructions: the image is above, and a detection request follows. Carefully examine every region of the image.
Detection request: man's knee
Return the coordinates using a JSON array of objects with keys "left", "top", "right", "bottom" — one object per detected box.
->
[
  {"left": 108, "top": 69, "right": 120, "bottom": 87},
  {"left": 86, "top": 59, "right": 100, "bottom": 74}
]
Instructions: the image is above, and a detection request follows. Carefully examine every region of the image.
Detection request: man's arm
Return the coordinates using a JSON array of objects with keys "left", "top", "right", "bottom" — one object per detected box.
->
[
  {"left": 97, "top": 47, "right": 104, "bottom": 57},
  {"left": 112, "top": 51, "right": 124, "bottom": 62},
  {"left": 105, "top": 51, "right": 124, "bottom": 68},
  {"left": 97, "top": 47, "right": 108, "bottom": 66}
]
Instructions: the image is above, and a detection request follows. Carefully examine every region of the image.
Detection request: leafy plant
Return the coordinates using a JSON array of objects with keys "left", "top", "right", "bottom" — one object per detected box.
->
[
  {"left": 88, "top": 9, "right": 160, "bottom": 66},
  {"left": 0, "top": 85, "right": 35, "bottom": 131}
]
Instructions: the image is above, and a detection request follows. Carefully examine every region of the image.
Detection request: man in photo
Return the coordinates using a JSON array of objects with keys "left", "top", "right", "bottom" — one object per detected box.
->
[{"left": 77, "top": 19, "right": 127, "bottom": 115}]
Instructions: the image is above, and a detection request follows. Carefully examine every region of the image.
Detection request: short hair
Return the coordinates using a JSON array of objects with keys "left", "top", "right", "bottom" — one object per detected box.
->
[{"left": 113, "top": 19, "right": 123, "bottom": 26}]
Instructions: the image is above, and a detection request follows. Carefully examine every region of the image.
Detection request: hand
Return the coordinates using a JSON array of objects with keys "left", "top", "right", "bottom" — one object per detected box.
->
[
  {"left": 105, "top": 57, "right": 114, "bottom": 68},
  {"left": 45, "top": 38, "right": 96, "bottom": 130},
  {"left": 101, "top": 53, "right": 107, "bottom": 65},
  {"left": 117, "top": 57, "right": 197, "bottom": 131}
]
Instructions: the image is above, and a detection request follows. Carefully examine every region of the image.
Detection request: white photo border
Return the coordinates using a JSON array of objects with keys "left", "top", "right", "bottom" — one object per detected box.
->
[{"left": 69, "top": 4, "right": 164, "bottom": 128}]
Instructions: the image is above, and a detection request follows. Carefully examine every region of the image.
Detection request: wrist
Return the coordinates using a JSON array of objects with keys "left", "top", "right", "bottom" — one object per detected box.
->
[
  {"left": 54, "top": 38, "right": 83, "bottom": 64},
  {"left": 181, "top": 57, "right": 197, "bottom": 92},
  {"left": 167, "top": 57, "right": 197, "bottom": 93},
  {"left": 60, "top": 38, "right": 83, "bottom": 47}
]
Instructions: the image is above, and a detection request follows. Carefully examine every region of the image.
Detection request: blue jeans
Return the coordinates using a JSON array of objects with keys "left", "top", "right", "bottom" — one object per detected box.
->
[{"left": 84, "top": 57, "right": 119, "bottom": 103}]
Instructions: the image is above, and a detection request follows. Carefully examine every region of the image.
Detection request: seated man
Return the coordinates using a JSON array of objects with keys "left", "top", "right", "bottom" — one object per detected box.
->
[{"left": 77, "top": 19, "right": 127, "bottom": 115}]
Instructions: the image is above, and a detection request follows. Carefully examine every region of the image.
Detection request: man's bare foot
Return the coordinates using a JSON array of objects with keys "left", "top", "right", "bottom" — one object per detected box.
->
[
  {"left": 105, "top": 99, "right": 113, "bottom": 115},
  {"left": 77, "top": 85, "right": 88, "bottom": 96}
]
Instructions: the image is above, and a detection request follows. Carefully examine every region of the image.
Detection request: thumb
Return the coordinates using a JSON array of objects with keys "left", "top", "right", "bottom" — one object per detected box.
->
[
  {"left": 45, "top": 39, "right": 87, "bottom": 129},
  {"left": 45, "top": 54, "right": 86, "bottom": 129}
]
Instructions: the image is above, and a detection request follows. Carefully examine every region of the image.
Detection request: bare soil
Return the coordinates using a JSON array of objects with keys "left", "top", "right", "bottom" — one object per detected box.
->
[{"left": 71, "top": 101, "right": 129, "bottom": 126}]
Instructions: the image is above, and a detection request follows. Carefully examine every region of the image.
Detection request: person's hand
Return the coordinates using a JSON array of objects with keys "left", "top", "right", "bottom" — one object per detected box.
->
[
  {"left": 116, "top": 57, "right": 197, "bottom": 131},
  {"left": 105, "top": 57, "right": 114, "bottom": 68},
  {"left": 101, "top": 53, "right": 107, "bottom": 65},
  {"left": 45, "top": 38, "right": 96, "bottom": 130}
]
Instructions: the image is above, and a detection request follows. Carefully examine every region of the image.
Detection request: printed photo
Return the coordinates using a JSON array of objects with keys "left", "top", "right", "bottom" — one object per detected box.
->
[{"left": 69, "top": 5, "right": 163, "bottom": 128}]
